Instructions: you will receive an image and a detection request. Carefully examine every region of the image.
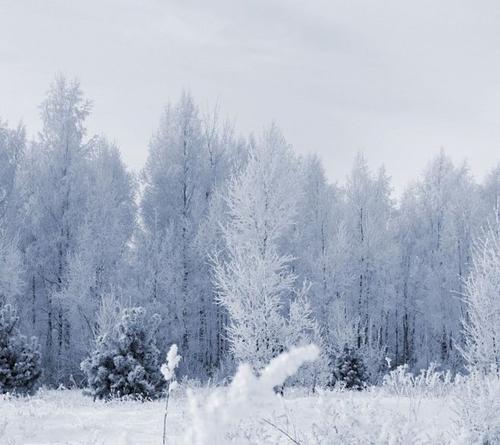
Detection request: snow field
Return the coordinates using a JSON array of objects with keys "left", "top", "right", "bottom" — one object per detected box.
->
[{"left": 0, "top": 388, "right": 456, "bottom": 445}]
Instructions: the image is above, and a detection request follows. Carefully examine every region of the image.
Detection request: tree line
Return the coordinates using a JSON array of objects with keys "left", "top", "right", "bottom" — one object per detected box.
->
[{"left": 0, "top": 76, "right": 499, "bottom": 386}]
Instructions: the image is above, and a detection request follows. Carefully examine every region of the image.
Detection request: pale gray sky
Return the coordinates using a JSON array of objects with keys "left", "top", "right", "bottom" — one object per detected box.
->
[{"left": 1, "top": 0, "right": 500, "bottom": 190}]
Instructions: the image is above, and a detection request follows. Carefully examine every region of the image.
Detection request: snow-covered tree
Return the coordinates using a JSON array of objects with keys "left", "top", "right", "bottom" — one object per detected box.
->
[
  {"left": 0, "top": 120, "right": 25, "bottom": 222},
  {"left": 481, "top": 164, "right": 500, "bottom": 223},
  {"left": 18, "top": 76, "right": 93, "bottom": 382},
  {"left": 0, "top": 120, "right": 25, "bottom": 306},
  {"left": 0, "top": 230, "right": 24, "bottom": 306},
  {"left": 461, "top": 220, "right": 500, "bottom": 371},
  {"left": 398, "top": 152, "right": 478, "bottom": 369},
  {"left": 81, "top": 306, "right": 165, "bottom": 400},
  {"left": 4, "top": 80, "right": 500, "bottom": 386},
  {"left": 334, "top": 344, "right": 368, "bottom": 390},
  {"left": 137, "top": 94, "right": 240, "bottom": 378},
  {"left": 287, "top": 291, "right": 330, "bottom": 387},
  {"left": 213, "top": 125, "right": 319, "bottom": 371},
  {"left": 341, "top": 154, "right": 396, "bottom": 377},
  {"left": 0, "top": 304, "right": 41, "bottom": 395},
  {"left": 292, "top": 156, "right": 340, "bottom": 325},
  {"left": 138, "top": 94, "right": 209, "bottom": 375},
  {"left": 14, "top": 77, "right": 137, "bottom": 383},
  {"left": 62, "top": 138, "right": 136, "bottom": 367}
]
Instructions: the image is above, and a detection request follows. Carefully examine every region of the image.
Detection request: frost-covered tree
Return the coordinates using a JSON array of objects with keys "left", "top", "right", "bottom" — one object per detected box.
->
[
  {"left": 481, "top": 164, "right": 500, "bottom": 223},
  {"left": 18, "top": 76, "right": 93, "bottom": 382},
  {"left": 194, "top": 186, "right": 233, "bottom": 373},
  {"left": 62, "top": 138, "right": 136, "bottom": 366},
  {"left": 0, "top": 230, "right": 24, "bottom": 306},
  {"left": 15, "top": 77, "right": 137, "bottom": 383},
  {"left": 461, "top": 220, "right": 500, "bottom": 371},
  {"left": 138, "top": 94, "right": 208, "bottom": 374},
  {"left": 292, "top": 156, "right": 340, "bottom": 323},
  {"left": 341, "top": 154, "right": 396, "bottom": 376},
  {"left": 0, "top": 304, "right": 41, "bottom": 395},
  {"left": 398, "top": 152, "right": 478, "bottom": 369},
  {"left": 5, "top": 80, "right": 500, "bottom": 386},
  {"left": 141, "top": 93, "right": 207, "bottom": 350},
  {"left": 81, "top": 307, "right": 164, "bottom": 400},
  {"left": 287, "top": 291, "right": 330, "bottom": 387},
  {"left": 137, "top": 94, "right": 239, "bottom": 378},
  {"left": 213, "top": 125, "right": 319, "bottom": 371},
  {"left": 0, "top": 121, "right": 25, "bottom": 306},
  {"left": 0, "top": 120, "right": 25, "bottom": 222},
  {"left": 334, "top": 344, "right": 368, "bottom": 390},
  {"left": 191, "top": 111, "right": 244, "bottom": 376}
]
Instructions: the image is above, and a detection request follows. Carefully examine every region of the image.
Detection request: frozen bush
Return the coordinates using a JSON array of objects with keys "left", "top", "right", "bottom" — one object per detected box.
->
[
  {"left": 81, "top": 306, "right": 165, "bottom": 400},
  {"left": 382, "top": 362, "right": 455, "bottom": 397},
  {"left": 0, "top": 304, "right": 42, "bottom": 395},
  {"left": 453, "top": 369, "right": 500, "bottom": 444},
  {"left": 309, "top": 396, "right": 431, "bottom": 445},
  {"left": 414, "top": 363, "right": 454, "bottom": 397},
  {"left": 382, "top": 364, "right": 415, "bottom": 396},
  {"left": 334, "top": 345, "right": 367, "bottom": 390}
]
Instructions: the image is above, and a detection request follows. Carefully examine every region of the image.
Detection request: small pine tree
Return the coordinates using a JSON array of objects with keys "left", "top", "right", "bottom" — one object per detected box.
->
[
  {"left": 0, "top": 304, "right": 42, "bottom": 395},
  {"left": 81, "top": 306, "right": 165, "bottom": 400},
  {"left": 334, "top": 345, "right": 367, "bottom": 390}
]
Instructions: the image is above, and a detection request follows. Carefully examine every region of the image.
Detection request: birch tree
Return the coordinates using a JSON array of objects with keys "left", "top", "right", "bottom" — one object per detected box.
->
[
  {"left": 0, "top": 120, "right": 25, "bottom": 306},
  {"left": 213, "top": 125, "right": 317, "bottom": 370},
  {"left": 461, "top": 220, "right": 500, "bottom": 371},
  {"left": 20, "top": 77, "right": 92, "bottom": 381}
]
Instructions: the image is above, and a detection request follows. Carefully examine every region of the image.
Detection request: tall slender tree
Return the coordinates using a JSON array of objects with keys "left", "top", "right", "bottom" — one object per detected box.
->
[
  {"left": 20, "top": 77, "right": 92, "bottom": 381},
  {"left": 213, "top": 125, "right": 317, "bottom": 370},
  {"left": 461, "top": 219, "right": 500, "bottom": 371}
]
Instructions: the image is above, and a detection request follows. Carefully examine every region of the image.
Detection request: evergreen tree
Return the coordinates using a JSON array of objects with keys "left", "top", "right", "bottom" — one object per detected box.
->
[
  {"left": 0, "top": 304, "right": 42, "bottom": 395},
  {"left": 334, "top": 344, "right": 367, "bottom": 390},
  {"left": 81, "top": 307, "right": 165, "bottom": 400}
]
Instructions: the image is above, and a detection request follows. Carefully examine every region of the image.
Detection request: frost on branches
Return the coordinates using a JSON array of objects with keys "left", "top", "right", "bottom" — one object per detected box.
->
[
  {"left": 0, "top": 304, "right": 42, "bottom": 395},
  {"left": 334, "top": 345, "right": 368, "bottom": 390},
  {"left": 461, "top": 220, "right": 500, "bottom": 372},
  {"left": 81, "top": 307, "right": 165, "bottom": 400},
  {"left": 0, "top": 230, "right": 24, "bottom": 306},
  {"left": 5, "top": 79, "right": 500, "bottom": 388},
  {"left": 453, "top": 370, "right": 500, "bottom": 444},
  {"left": 183, "top": 344, "right": 319, "bottom": 445},
  {"left": 213, "top": 127, "right": 325, "bottom": 384}
]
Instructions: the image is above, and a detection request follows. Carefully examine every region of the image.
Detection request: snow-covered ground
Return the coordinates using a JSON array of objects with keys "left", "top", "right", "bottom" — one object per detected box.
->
[{"left": 0, "top": 388, "right": 456, "bottom": 444}]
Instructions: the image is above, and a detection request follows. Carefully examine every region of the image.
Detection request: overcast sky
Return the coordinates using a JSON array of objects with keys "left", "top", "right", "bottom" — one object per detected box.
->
[{"left": 1, "top": 0, "right": 500, "bottom": 190}]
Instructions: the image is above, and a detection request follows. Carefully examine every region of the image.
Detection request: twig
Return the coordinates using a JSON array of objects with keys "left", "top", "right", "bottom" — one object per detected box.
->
[
  {"left": 162, "top": 383, "right": 170, "bottom": 445},
  {"left": 261, "top": 418, "right": 301, "bottom": 445}
]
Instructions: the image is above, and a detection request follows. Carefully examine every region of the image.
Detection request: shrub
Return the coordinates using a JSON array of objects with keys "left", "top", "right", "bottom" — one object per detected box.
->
[
  {"left": 453, "top": 369, "right": 500, "bottom": 444},
  {"left": 382, "top": 362, "right": 455, "bottom": 397},
  {"left": 309, "top": 396, "right": 430, "bottom": 445},
  {"left": 334, "top": 345, "right": 367, "bottom": 390},
  {"left": 0, "top": 304, "right": 42, "bottom": 395},
  {"left": 81, "top": 306, "right": 165, "bottom": 400}
]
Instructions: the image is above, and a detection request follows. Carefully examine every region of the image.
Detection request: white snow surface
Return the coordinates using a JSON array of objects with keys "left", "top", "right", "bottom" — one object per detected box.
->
[{"left": 0, "top": 387, "right": 456, "bottom": 444}]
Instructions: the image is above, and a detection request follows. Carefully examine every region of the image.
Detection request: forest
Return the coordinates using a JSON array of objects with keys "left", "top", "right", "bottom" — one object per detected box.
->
[{"left": 0, "top": 76, "right": 499, "bottom": 393}]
